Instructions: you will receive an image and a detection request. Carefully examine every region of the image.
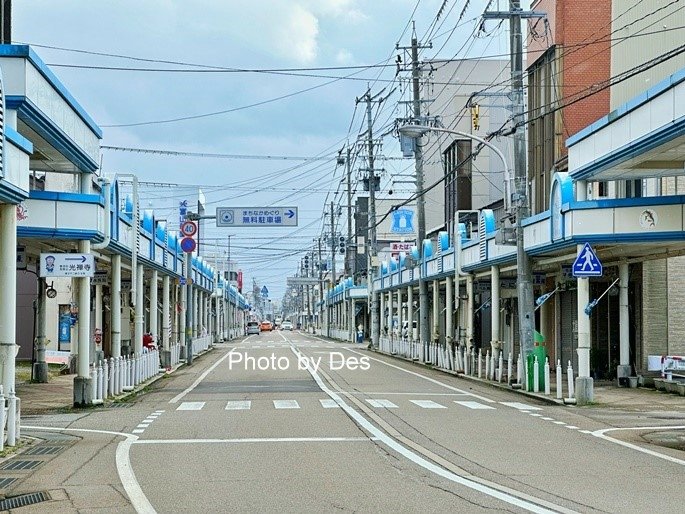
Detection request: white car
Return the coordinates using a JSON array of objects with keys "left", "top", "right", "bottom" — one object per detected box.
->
[{"left": 281, "top": 321, "right": 293, "bottom": 331}]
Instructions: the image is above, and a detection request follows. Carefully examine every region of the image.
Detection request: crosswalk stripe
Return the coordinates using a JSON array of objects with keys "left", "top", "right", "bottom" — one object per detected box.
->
[
  {"left": 500, "top": 402, "right": 543, "bottom": 411},
  {"left": 410, "top": 400, "right": 447, "bottom": 409},
  {"left": 454, "top": 401, "right": 496, "bottom": 410},
  {"left": 273, "top": 400, "right": 300, "bottom": 409},
  {"left": 319, "top": 399, "right": 340, "bottom": 409},
  {"left": 177, "top": 402, "right": 205, "bottom": 411},
  {"left": 225, "top": 401, "right": 251, "bottom": 410},
  {"left": 366, "top": 399, "right": 398, "bottom": 408}
]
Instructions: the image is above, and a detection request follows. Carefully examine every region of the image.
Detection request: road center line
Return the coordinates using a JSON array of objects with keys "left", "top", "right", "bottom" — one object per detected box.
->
[
  {"left": 288, "top": 346, "right": 561, "bottom": 514},
  {"left": 169, "top": 345, "right": 239, "bottom": 404}
]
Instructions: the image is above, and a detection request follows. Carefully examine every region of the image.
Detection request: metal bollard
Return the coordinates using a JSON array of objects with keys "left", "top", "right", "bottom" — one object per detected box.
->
[
  {"left": 97, "top": 361, "right": 104, "bottom": 401},
  {"left": 544, "top": 357, "right": 551, "bottom": 395},
  {"left": 91, "top": 366, "right": 98, "bottom": 404},
  {"left": 485, "top": 350, "right": 491, "bottom": 380},
  {"left": 556, "top": 360, "right": 563, "bottom": 399},
  {"left": 477, "top": 349, "right": 483, "bottom": 378},
  {"left": 567, "top": 361, "right": 575, "bottom": 398},
  {"left": 533, "top": 356, "right": 540, "bottom": 392},
  {"left": 498, "top": 352, "right": 504, "bottom": 382},
  {"left": 516, "top": 353, "right": 523, "bottom": 384}
]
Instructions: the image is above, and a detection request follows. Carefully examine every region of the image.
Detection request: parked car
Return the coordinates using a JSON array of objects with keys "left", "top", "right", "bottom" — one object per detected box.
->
[
  {"left": 246, "top": 321, "right": 260, "bottom": 335},
  {"left": 281, "top": 321, "right": 293, "bottom": 331},
  {"left": 260, "top": 320, "right": 273, "bottom": 332}
]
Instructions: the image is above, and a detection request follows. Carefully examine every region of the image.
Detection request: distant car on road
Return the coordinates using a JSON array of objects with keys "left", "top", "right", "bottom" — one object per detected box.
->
[
  {"left": 260, "top": 320, "right": 273, "bottom": 332},
  {"left": 281, "top": 321, "right": 293, "bottom": 331},
  {"left": 246, "top": 321, "right": 260, "bottom": 335}
]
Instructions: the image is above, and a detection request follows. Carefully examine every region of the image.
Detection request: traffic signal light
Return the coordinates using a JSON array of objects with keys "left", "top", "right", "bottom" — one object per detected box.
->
[
  {"left": 338, "top": 236, "right": 346, "bottom": 254},
  {"left": 303, "top": 254, "right": 310, "bottom": 269}
]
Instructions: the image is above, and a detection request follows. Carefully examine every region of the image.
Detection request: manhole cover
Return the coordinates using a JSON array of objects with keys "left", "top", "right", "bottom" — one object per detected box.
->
[
  {"left": 0, "top": 460, "right": 42, "bottom": 471},
  {"left": 643, "top": 430, "right": 685, "bottom": 451},
  {"left": 0, "top": 491, "right": 50, "bottom": 510}
]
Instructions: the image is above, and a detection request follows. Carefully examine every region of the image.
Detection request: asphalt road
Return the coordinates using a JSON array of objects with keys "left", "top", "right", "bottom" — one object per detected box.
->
[{"left": 17, "top": 332, "right": 685, "bottom": 513}]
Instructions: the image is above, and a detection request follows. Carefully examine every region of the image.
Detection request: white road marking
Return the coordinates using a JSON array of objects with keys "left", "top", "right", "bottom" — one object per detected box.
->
[
  {"left": 169, "top": 346, "right": 240, "bottom": 403},
  {"left": 134, "top": 437, "right": 376, "bottom": 444},
  {"left": 529, "top": 414, "right": 543, "bottom": 417},
  {"left": 410, "top": 400, "right": 447, "bottom": 409},
  {"left": 454, "top": 401, "right": 496, "bottom": 410},
  {"left": 143, "top": 418, "right": 156, "bottom": 423},
  {"left": 273, "top": 400, "right": 300, "bottom": 409},
  {"left": 136, "top": 424, "right": 150, "bottom": 429},
  {"left": 132, "top": 429, "right": 145, "bottom": 434},
  {"left": 366, "top": 399, "right": 398, "bottom": 408},
  {"left": 345, "top": 348, "right": 495, "bottom": 403},
  {"left": 579, "top": 430, "right": 592, "bottom": 434},
  {"left": 225, "top": 400, "right": 251, "bottom": 410},
  {"left": 153, "top": 410, "right": 165, "bottom": 414},
  {"left": 553, "top": 421, "right": 566, "bottom": 425},
  {"left": 22, "top": 426, "right": 156, "bottom": 514},
  {"left": 591, "top": 425, "right": 685, "bottom": 466},
  {"left": 565, "top": 426, "right": 579, "bottom": 429},
  {"left": 320, "top": 399, "right": 341, "bottom": 408},
  {"left": 500, "top": 402, "right": 543, "bottom": 411},
  {"left": 290, "top": 346, "right": 561, "bottom": 514},
  {"left": 177, "top": 402, "right": 205, "bottom": 411},
  {"left": 541, "top": 417, "right": 554, "bottom": 420}
]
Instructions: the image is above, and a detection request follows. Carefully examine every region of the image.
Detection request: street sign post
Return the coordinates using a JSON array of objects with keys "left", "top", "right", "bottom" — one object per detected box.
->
[
  {"left": 180, "top": 237, "right": 196, "bottom": 253},
  {"left": 40, "top": 253, "right": 95, "bottom": 278},
  {"left": 216, "top": 207, "right": 298, "bottom": 227},
  {"left": 261, "top": 285, "right": 269, "bottom": 298},
  {"left": 573, "top": 243, "right": 603, "bottom": 277}
]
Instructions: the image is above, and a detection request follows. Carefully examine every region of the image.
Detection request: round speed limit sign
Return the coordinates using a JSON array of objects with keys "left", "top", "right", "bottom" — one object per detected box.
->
[{"left": 180, "top": 221, "right": 197, "bottom": 237}]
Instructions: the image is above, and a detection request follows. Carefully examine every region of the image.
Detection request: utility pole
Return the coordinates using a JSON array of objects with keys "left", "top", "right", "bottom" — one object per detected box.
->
[
  {"left": 345, "top": 146, "right": 353, "bottom": 278},
  {"left": 399, "top": 28, "right": 432, "bottom": 351},
  {"left": 357, "top": 90, "right": 381, "bottom": 348},
  {"left": 329, "top": 201, "right": 336, "bottom": 337},
  {"left": 483, "top": 2, "right": 543, "bottom": 369},
  {"left": 317, "top": 238, "right": 324, "bottom": 331},
  {"left": 1, "top": 0, "right": 11, "bottom": 44}
]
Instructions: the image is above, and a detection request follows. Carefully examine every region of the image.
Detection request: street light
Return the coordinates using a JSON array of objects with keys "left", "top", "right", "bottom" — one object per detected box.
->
[{"left": 398, "top": 123, "right": 534, "bottom": 372}]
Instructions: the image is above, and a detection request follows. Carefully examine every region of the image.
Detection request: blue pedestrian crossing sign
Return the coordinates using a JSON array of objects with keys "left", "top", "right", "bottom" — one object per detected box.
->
[
  {"left": 261, "top": 286, "right": 269, "bottom": 298},
  {"left": 573, "top": 243, "right": 603, "bottom": 277}
]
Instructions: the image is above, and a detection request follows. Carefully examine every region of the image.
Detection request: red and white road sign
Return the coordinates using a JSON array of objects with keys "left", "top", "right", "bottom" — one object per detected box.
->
[{"left": 180, "top": 220, "right": 197, "bottom": 237}]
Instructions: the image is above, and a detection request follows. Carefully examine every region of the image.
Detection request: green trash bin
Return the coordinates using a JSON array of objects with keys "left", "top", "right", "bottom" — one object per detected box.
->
[{"left": 526, "top": 344, "right": 547, "bottom": 391}]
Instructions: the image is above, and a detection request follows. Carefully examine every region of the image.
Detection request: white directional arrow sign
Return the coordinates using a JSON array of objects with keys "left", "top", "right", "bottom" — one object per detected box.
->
[{"left": 216, "top": 207, "right": 298, "bottom": 227}]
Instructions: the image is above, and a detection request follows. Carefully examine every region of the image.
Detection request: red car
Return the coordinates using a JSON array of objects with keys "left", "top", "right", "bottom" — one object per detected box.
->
[{"left": 259, "top": 321, "right": 273, "bottom": 332}]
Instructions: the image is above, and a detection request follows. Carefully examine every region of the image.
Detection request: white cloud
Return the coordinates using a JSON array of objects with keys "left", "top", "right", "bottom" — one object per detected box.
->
[
  {"left": 305, "top": 0, "right": 367, "bottom": 22},
  {"left": 335, "top": 49, "right": 354, "bottom": 64},
  {"left": 277, "top": 4, "right": 320, "bottom": 64}
]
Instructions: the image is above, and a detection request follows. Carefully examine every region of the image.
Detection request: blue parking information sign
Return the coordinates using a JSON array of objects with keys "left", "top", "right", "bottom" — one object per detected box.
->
[
  {"left": 573, "top": 243, "right": 603, "bottom": 277},
  {"left": 216, "top": 207, "right": 298, "bottom": 227}
]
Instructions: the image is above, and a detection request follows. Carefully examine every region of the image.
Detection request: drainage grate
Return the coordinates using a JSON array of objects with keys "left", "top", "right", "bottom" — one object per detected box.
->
[
  {"left": 0, "top": 477, "right": 17, "bottom": 488},
  {"left": 0, "top": 460, "right": 42, "bottom": 471},
  {"left": 0, "top": 491, "right": 50, "bottom": 510},
  {"left": 108, "top": 402, "right": 134, "bottom": 408},
  {"left": 24, "top": 446, "right": 65, "bottom": 456}
]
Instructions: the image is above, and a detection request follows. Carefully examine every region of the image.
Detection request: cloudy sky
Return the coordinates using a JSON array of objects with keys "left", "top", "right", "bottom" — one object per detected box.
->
[{"left": 13, "top": 0, "right": 522, "bottom": 300}]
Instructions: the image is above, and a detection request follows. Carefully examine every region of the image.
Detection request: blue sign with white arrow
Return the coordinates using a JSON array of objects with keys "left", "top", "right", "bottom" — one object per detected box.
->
[
  {"left": 261, "top": 286, "right": 269, "bottom": 298},
  {"left": 216, "top": 207, "right": 298, "bottom": 227},
  {"left": 573, "top": 243, "right": 603, "bottom": 277}
]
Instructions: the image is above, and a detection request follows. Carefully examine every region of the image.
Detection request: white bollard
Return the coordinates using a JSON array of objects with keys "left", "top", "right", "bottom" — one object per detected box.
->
[
  {"left": 567, "top": 360, "right": 575, "bottom": 398},
  {"left": 498, "top": 352, "right": 504, "bottom": 382},
  {"left": 516, "top": 353, "right": 523, "bottom": 384},
  {"left": 477, "top": 349, "right": 483, "bottom": 378},
  {"left": 91, "top": 366, "right": 98, "bottom": 403},
  {"left": 485, "top": 350, "right": 491, "bottom": 380},
  {"left": 544, "top": 357, "right": 551, "bottom": 395},
  {"left": 533, "top": 356, "right": 540, "bottom": 392},
  {"left": 464, "top": 347, "right": 469, "bottom": 375},
  {"left": 556, "top": 360, "right": 563, "bottom": 400},
  {"left": 7, "top": 390, "right": 16, "bottom": 446}
]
